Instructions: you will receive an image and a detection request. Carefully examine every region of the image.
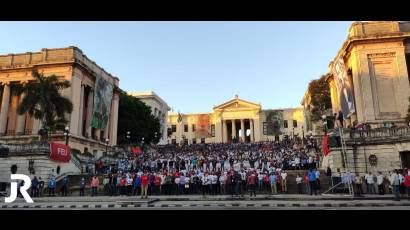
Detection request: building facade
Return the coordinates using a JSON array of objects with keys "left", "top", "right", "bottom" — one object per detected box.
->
[
  {"left": 167, "top": 95, "right": 304, "bottom": 144},
  {"left": 128, "top": 91, "right": 170, "bottom": 144},
  {"left": 0, "top": 47, "right": 121, "bottom": 156},
  {"left": 327, "top": 21, "right": 410, "bottom": 128},
  {"left": 321, "top": 21, "right": 410, "bottom": 175}
]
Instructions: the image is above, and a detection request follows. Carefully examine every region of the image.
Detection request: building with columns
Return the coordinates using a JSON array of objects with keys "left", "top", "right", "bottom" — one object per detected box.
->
[
  {"left": 0, "top": 47, "right": 121, "bottom": 156},
  {"left": 326, "top": 21, "right": 410, "bottom": 128},
  {"left": 167, "top": 95, "right": 304, "bottom": 144},
  {"left": 128, "top": 91, "right": 170, "bottom": 144}
]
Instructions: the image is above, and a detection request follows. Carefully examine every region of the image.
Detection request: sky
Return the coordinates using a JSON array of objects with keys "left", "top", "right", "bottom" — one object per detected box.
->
[{"left": 0, "top": 21, "right": 352, "bottom": 113}]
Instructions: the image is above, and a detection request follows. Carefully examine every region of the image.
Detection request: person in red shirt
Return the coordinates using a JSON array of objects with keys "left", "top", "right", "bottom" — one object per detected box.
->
[
  {"left": 119, "top": 176, "right": 126, "bottom": 196},
  {"left": 140, "top": 172, "right": 149, "bottom": 199},
  {"left": 404, "top": 171, "right": 410, "bottom": 200},
  {"left": 263, "top": 173, "right": 270, "bottom": 192},
  {"left": 247, "top": 172, "right": 257, "bottom": 197},
  {"left": 154, "top": 174, "right": 162, "bottom": 195}
]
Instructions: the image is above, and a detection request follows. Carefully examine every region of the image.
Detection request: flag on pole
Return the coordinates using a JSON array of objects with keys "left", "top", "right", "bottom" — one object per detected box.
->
[{"left": 177, "top": 112, "right": 183, "bottom": 123}]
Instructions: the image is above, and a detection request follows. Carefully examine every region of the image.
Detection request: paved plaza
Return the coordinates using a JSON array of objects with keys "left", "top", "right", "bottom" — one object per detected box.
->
[{"left": 2, "top": 195, "right": 410, "bottom": 210}]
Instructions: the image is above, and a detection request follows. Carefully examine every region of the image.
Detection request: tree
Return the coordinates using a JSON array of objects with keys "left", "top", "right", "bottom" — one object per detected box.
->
[
  {"left": 308, "top": 75, "right": 332, "bottom": 122},
  {"left": 117, "top": 93, "right": 161, "bottom": 145},
  {"left": 16, "top": 70, "right": 73, "bottom": 135}
]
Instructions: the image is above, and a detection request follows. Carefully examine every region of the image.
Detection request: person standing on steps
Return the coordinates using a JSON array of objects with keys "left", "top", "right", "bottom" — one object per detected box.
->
[
  {"left": 280, "top": 170, "right": 288, "bottom": 193},
  {"left": 140, "top": 171, "right": 149, "bottom": 199},
  {"left": 269, "top": 172, "right": 277, "bottom": 195},
  {"left": 48, "top": 177, "right": 56, "bottom": 196},
  {"left": 79, "top": 178, "right": 86, "bottom": 196},
  {"left": 91, "top": 175, "right": 100, "bottom": 197},
  {"left": 308, "top": 169, "right": 317, "bottom": 196},
  {"left": 247, "top": 172, "right": 257, "bottom": 197},
  {"left": 296, "top": 174, "right": 303, "bottom": 194}
]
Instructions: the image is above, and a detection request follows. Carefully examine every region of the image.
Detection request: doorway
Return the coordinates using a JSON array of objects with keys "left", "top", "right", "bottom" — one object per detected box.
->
[{"left": 400, "top": 151, "right": 410, "bottom": 169}]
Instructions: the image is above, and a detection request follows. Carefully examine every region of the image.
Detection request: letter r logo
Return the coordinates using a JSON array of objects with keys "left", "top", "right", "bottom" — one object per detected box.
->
[{"left": 4, "top": 174, "right": 33, "bottom": 203}]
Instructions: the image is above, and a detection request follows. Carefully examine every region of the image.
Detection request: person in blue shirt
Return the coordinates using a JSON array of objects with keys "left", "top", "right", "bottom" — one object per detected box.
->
[
  {"left": 269, "top": 173, "right": 277, "bottom": 194},
  {"left": 48, "top": 177, "right": 56, "bottom": 196},
  {"left": 133, "top": 176, "right": 141, "bottom": 196},
  {"left": 308, "top": 169, "right": 317, "bottom": 195}
]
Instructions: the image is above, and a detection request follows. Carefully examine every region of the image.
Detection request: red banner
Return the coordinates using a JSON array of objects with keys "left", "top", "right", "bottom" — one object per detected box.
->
[
  {"left": 322, "top": 133, "right": 330, "bottom": 156},
  {"left": 132, "top": 146, "right": 142, "bottom": 154},
  {"left": 50, "top": 142, "right": 71, "bottom": 162}
]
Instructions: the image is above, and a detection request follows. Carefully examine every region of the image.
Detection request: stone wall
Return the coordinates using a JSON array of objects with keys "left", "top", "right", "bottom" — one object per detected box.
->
[{"left": 327, "top": 137, "right": 410, "bottom": 176}]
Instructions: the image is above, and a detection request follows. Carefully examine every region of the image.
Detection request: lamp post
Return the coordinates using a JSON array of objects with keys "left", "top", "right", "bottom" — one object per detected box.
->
[
  {"left": 154, "top": 132, "right": 158, "bottom": 144},
  {"left": 64, "top": 126, "right": 70, "bottom": 146},
  {"left": 302, "top": 126, "right": 304, "bottom": 145},
  {"left": 322, "top": 115, "right": 327, "bottom": 133},
  {"left": 105, "top": 138, "right": 109, "bottom": 155},
  {"left": 126, "top": 131, "right": 131, "bottom": 153}
]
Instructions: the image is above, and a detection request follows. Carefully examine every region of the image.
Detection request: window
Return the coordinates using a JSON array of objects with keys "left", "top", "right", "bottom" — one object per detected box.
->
[
  {"left": 283, "top": 120, "right": 288, "bottom": 129},
  {"left": 184, "top": 124, "right": 188, "bottom": 132},
  {"left": 263, "top": 122, "right": 267, "bottom": 135},
  {"left": 293, "top": 120, "right": 298, "bottom": 128},
  {"left": 171, "top": 139, "right": 176, "bottom": 144},
  {"left": 192, "top": 138, "right": 196, "bottom": 144},
  {"left": 201, "top": 138, "right": 205, "bottom": 144},
  {"left": 192, "top": 124, "right": 196, "bottom": 132},
  {"left": 171, "top": 125, "right": 176, "bottom": 133},
  {"left": 211, "top": 125, "right": 215, "bottom": 137}
]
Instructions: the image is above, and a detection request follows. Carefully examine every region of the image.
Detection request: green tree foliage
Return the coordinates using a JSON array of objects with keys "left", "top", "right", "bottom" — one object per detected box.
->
[
  {"left": 308, "top": 75, "right": 332, "bottom": 122},
  {"left": 16, "top": 70, "right": 73, "bottom": 133},
  {"left": 117, "top": 93, "right": 161, "bottom": 145}
]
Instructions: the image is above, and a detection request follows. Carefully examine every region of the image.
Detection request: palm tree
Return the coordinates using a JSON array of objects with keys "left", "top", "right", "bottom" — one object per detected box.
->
[{"left": 16, "top": 70, "right": 73, "bottom": 138}]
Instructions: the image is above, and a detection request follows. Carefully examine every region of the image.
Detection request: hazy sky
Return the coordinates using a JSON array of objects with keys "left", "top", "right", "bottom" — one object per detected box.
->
[{"left": 0, "top": 21, "right": 352, "bottom": 113}]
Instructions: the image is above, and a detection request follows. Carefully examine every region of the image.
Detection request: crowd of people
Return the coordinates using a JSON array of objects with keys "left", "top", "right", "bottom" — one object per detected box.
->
[{"left": 21, "top": 140, "right": 410, "bottom": 201}]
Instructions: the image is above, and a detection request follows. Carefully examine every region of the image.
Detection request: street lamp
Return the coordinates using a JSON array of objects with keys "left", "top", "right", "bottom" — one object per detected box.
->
[
  {"left": 64, "top": 126, "right": 70, "bottom": 146},
  {"left": 105, "top": 138, "right": 109, "bottom": 155},
  {"left": 154, "top": 132, "right": 158, "bottom": 144},
  {"left": 322, "top": 115, "right": 328, "bottom": 133}
]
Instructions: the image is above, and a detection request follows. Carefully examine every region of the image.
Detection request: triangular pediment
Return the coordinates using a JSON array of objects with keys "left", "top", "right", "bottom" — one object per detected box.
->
[{"left": 213, "top": 96, "right": 261, "bottom": 111}]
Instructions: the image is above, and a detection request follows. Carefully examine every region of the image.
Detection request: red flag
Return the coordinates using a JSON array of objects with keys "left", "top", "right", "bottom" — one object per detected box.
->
[
  {"left": 322, "top": 133, "right": 330, "bottom": 156},
  {"left": 132, "top": 146, "right": 142, "bottom": 154},
  {"left": 50, "top": 142, "right": 71, "bottom": 162}
]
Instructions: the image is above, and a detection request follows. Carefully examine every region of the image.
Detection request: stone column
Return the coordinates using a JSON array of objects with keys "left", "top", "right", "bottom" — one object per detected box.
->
[
  {"left": 240, "top": 119, "right": 245, "bottom": 142},
  {"left": 86, "top": 88, "right": 94, "bottom": 138},
  {"left": 69, "top": 76, "right": 82, "bottom": 135},
  {"left": 16, "top": 92, "right": 27, "bottom": 135},
  {"left": 222, "top": 120, "right": 227, "bottom": 143},
  {"left": 109, "top": 93, "right": 119, "bottom": 146},
  {"left": 32, "top": 118, "right": 42, "bottom": 135},
  {"left": 250, "top": 119, "right": 254, "bottom": 142},
  {"left": 0, "top": 83, "right": 11, "bottom": 135},
  {"left": 77, "top": 83, "right": 85, "bottom": 136},
  {"left": 232, "top": 119, "right": 236, "bottom": 139}
]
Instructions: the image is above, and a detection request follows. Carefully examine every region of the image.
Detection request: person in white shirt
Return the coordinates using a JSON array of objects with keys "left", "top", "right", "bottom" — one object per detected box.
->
[
  {"left": 295, "top": 174, "right": 303, "bottom": 194},
  {"left": 219, "top": 173, "right": 227, "bottom": 195},
  {"left": 365, "top": 173, "right": 375, "bottom": 194},
  {"left": 376, "top": 172, "right": 385, "bottom": 195},
  {"left": 281, "top": 170, "right": 288, "bottom": 193},
  {"left": 257, "top": 173, "right": 264, "bottom": 191},
  {"left": 390, "top": 170, "right": 401, "bottom": 201},
  {"left": 211, "top": 173, "right": 218, "bottom": 195}
]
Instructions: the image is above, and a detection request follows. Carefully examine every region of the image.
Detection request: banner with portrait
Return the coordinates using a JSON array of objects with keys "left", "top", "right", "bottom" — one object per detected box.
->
[
  {"left": 195, "top": 114, "right": 210, "bottom": 138},
  {"left": 91, "top": 76, "right": 114, "bottom": 129},
  {"left": 265, "top": 110, "right": 283, "bottom": 136},
  {"left": 332, "top": 57, "right": 355, "bottom": 118}
]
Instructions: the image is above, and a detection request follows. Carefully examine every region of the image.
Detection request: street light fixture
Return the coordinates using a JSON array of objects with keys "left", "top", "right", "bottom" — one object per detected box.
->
[
  {"left": 322, "top": 115, "right": 328, "bottom": 133},
  {"left": 105, "top": 138, "right": 109, "bottom": 155},
  {"left": 64, "top": 126, "right": 70, "bottom": 146}
]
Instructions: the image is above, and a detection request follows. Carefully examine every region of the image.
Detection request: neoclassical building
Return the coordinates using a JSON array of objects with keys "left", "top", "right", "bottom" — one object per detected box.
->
[
  {"left": 326, "top": 21, "right": 410, "bottom": 128},
  {"left": 167, "top": 95, "right": 304, "bottom": 144},
  {"left": 128, "top": 91, "right": 170, "bottom": 144},
  {"left": 0, "top": 47, "right": 121, "bottom": 155}
]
